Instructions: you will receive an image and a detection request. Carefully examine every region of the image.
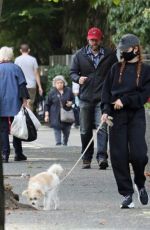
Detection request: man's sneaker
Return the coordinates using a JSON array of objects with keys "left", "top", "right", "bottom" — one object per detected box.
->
[
  {"left": 135, "top": 184, "right": 148, "bottom": 205},
  {"left": 120, "top": 195, "right": 134, "bottom": 209},
  {"left": 14, "top": 154, "right": 27, "bottom": 161},
  {"left": 82, "top": 160, "right": 91, "bottom": 169},
  {"left": 97, "top": 159, "right": 109, "bottom": 170}
]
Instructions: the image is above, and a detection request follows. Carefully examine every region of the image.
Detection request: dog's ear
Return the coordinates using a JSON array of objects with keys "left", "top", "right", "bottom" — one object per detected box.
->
[
  {"left": 22, "top": 190, "right": 29, "bottom": 196},
  {"left": 37, "top": 189, "right": 44, "bottom": 196}
]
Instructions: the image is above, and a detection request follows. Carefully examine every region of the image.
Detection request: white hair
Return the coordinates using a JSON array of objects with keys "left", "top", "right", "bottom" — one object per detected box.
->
[
  {"left": 52, "top": 75, "right": 67, "bottom": 87},
  {"left": 0, "top": 46, "right": 14, "bottom": 62}
]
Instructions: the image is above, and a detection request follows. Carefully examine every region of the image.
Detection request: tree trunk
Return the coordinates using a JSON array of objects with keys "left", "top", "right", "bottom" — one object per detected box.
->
[
  {"left": 0, "top": 1, "right": 5, "bottom": 228},
  {"left": 4, "top": 183, "right": 36, "bottom": 210},
  {"left": 0, "top": 0, "right": 3, "bottom": 16},
  {"left": 0, "top": 120, "right": 5, "bottom": 230}
]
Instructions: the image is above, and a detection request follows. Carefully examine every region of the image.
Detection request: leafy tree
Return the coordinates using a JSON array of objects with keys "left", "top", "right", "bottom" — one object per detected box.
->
[
  {"left": 0, "top": 0, "right": 115, "bottom": 63},
  {"left": 0, "top": 0, "right": 149, "bottom": 64},
  {"left": 89, "top": 0, "right": 150, "bottom": 50},
  {"left": 0, "top": 0, "right": 64, "bottom": 64},
  {"left": 59, "top": 0, "right": 113, "bottom": 51}
]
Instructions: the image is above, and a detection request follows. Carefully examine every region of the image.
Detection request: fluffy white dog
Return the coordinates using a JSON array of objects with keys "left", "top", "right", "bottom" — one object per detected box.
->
[{"left": 22, "top": 164, "right": 63, "bottom": 210}]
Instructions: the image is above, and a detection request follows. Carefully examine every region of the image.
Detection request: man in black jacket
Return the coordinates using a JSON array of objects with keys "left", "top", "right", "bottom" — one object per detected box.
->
[{"left": 70, "top": 27, "right": 118, "bottom": 169}]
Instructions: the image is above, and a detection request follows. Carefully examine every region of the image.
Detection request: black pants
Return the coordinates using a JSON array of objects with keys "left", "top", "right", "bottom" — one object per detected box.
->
[
  {"left": 80, "top": 101, "right": 108, "bottom": 161},
  {"left": 0, "top": 117, "right": 23, "bottom": 159},
  {"left": 109, "top": 108, "right": 148, "bottom": 196}
]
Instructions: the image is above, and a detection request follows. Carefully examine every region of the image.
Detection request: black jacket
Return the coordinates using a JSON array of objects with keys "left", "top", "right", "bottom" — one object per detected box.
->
[
  {"left": 45, "top": 87, "right": 74, "bottom": 128},
  {"left": 70, "top": 47, "right": 118, "bottom": 103}
]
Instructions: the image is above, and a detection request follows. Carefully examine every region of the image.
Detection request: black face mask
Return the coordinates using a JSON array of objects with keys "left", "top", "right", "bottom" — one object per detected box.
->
[{"left": 121, "top": 49, "right": 138, "bottom": 61}]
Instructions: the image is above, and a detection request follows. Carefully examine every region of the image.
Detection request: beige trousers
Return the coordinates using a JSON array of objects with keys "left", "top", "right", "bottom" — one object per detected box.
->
[{"left": 27, "top": 88, "right": 36, "bottom": 111}]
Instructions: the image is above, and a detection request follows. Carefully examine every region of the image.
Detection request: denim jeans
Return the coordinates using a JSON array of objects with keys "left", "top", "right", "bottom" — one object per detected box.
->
[
  {"left": 0, "top": 117, "right": 23, "bottom": 159},
  {"left": 79, "top": 101, "right": 108, "bottom": 161},
  {"left": 73, "top": 106, "right": 80, "bottom": 126},
  {"left": 53, "top": 123, "right": 71, "bottom": 145}
]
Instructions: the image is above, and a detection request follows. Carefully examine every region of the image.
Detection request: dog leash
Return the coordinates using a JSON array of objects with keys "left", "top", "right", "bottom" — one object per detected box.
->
[{"left": 60, "top": 116, "right": 113, "bottom": 184}]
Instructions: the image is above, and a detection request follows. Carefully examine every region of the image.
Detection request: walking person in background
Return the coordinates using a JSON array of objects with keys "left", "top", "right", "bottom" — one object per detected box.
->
[
  {"left": 44, "top": 75, "right": 74, "bottom": 146},
  {"left": 70, "top": 27, "right": 118, "bottom": 169},
  {"left": 101, "top": 34, "right": 150, "bottom": 208},
  {"left": 15, "top": 44, "right": 43, "bottom": 111},
  {"left": 0, "top": 47, "right": 29, "bottom": 163}
]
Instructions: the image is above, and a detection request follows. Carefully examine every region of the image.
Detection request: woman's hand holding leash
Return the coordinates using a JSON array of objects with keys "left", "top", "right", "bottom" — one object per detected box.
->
[
  {"left": 101, "top": 113, "right": 108, "bottom": 123},
  {"left": 101, "top": 114, "right": 113, "bottom": 127}
]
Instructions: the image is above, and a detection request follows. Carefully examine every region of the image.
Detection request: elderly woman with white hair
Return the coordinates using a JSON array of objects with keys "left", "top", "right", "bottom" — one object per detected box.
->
[
  {"left": 45, "top": 75, "right": 74, "bottom": 146},
  {"left": 0, "top": 46, "right": 29, "bottom": 163}
]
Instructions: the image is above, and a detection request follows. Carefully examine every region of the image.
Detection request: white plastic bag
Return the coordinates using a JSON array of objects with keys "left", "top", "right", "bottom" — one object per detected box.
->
[
  {"left": 10, "top": 108, "right": 28, "bottom": 139},
  {"left": 25, "top": 107, "right": 41, "bottom": 130}
]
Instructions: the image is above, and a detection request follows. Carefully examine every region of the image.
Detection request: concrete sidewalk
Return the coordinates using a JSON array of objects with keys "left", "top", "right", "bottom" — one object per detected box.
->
[{"left": 3, "top": 125, "right": 150, "bottom": 230}]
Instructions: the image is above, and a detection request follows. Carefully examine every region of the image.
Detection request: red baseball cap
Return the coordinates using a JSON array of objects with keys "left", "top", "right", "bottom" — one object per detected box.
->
[{"left": 87, "top": 27, "right": 103, "bottom": 40}]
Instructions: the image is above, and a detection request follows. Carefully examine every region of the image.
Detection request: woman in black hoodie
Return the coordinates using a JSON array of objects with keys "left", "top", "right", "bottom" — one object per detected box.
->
[{"left": 101, "top": 34, "right": 150, "bottom": 209}]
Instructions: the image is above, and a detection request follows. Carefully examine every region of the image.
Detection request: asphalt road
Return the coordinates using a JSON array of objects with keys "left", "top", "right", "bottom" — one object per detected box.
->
[{"left": 3, "top": 125, "right": 150, "bottom": 230}]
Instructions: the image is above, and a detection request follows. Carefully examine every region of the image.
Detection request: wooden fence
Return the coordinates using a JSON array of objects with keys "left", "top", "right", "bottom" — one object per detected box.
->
[{"left": 39, "top": 53, "right": 150, "bottom": 75}]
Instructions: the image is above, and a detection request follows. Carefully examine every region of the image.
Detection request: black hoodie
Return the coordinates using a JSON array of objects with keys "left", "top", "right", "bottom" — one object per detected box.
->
[{"left": 101, "top": 62, "right": 150, "bottom": 114}]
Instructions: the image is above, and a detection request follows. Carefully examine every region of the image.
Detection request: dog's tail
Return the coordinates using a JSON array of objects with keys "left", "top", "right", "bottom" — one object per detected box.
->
[{"left": 47, "top": 164, "right": 63, "bottom": 176}]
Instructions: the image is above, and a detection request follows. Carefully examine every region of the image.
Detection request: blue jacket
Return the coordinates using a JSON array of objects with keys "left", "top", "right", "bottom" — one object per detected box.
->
[
  {"left": 0, "top": 62, "right": 27, "bottom": 116},
  {"left": 45, "top": 87, "right": 74, "bottom": 128}
]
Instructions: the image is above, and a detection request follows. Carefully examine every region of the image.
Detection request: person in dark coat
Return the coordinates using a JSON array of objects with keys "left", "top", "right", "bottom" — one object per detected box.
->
[
  {"left": 45, "top": 75, "right": 74, "bottom": 146},
  {"left": 0, "top": 46, "right": 29, "bottom": 163},
  {"left": 70, "top": 27, "right": 118, "bottom": 169},
  {"left": 101, "top": 34, "right": 150, "bottom": 208}
]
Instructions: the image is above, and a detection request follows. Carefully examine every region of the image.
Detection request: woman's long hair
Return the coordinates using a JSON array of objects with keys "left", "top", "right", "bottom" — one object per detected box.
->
[{"left": 119, "top": 45, "right": 143, "bottom": 86}]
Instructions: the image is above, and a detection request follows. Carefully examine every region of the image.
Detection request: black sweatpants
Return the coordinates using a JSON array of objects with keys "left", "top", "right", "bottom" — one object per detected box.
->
[{"left": 109, "top": 108, "right": 148, "bottom": 196}]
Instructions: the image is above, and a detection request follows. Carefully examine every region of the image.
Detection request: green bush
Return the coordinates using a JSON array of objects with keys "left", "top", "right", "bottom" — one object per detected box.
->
[{"left": 46, "top": 64, "right": 71, "bottom": 94}]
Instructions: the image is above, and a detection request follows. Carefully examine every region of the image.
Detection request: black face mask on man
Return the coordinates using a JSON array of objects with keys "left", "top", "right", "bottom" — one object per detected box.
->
[{"left": 121, "top": 49, "right": 138, "bottom": 61}]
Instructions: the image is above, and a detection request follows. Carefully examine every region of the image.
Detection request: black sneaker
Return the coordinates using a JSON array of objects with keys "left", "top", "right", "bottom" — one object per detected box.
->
[
  {"left": 120, "top": 195, "right": 134, "bottom": 209},
  {"left": 56, "top": 143, "right": 61, "bottom": 146},
  {"left": 82, "top": 160, "right": 91, "bottom": 169},
  {"left": 14, "top": 154, "right": 27, "bottom": 161},
  {"left": 135, "top": 184, "right": 148, "bottom": 205},
  {"left": 97, "top": 159, "right": 109, "bottom": 170}
]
